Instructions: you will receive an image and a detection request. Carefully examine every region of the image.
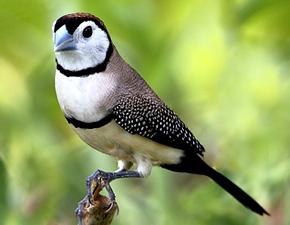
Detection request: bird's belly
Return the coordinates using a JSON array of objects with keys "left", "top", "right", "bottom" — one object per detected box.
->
[{"left": 71, "top": 121, "right": 183, "bottom": 165}]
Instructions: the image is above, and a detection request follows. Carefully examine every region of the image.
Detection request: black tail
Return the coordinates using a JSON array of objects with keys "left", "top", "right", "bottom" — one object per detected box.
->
[
  {"left": 162, "top": 156, "right": 270, "bottom": 216},
  {"left": 205, "top": 163, "right": 269, "bottom": 215}
]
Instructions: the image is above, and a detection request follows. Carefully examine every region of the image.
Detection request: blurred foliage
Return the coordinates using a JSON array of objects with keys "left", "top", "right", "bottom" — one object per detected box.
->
[{"left": 0, "top": 0, "right": 289, "bottom": 225}]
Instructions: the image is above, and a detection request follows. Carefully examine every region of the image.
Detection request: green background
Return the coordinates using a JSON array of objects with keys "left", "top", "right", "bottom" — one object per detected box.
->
[{"left": 0, "top": 0, "right": 289, "bottom": 224}]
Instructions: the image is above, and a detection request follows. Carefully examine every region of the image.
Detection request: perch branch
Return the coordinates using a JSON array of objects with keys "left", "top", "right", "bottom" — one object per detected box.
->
[{"left": 75, "top": 177, "right": 118, "bottom": 225}]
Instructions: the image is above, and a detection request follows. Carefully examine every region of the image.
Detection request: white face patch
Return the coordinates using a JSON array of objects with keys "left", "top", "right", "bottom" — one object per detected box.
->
[{"left": 55, "top": 21, "right": 110, "bottom": 71}]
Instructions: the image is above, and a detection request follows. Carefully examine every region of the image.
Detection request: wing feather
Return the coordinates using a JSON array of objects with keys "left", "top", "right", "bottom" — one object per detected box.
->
[{"left": 111, "top": 95, "right": 205, "bottom": 156}]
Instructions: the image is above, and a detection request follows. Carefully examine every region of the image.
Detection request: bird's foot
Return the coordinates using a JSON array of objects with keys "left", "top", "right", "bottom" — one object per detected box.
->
[
  {"left": 87, "top": 170, "right": 116, "bottom": 202},
  {"left": 86, "top": 169, "right": 143, "bottom": 202}
]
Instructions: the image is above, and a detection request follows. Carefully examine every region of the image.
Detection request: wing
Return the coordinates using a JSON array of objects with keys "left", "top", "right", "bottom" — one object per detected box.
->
[{"left": 111, "top": 95, "right": 205, "bottom": 156}]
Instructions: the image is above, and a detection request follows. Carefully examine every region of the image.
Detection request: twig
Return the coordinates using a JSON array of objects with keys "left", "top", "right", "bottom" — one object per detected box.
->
[{"left": 75, "top": 178, "right": 118, "bottom": 225}]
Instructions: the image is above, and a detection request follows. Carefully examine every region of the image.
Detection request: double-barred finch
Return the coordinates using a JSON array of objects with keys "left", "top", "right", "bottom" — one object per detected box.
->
[{"left": 52, "top": 12, "right": 269, "bottom": 216}]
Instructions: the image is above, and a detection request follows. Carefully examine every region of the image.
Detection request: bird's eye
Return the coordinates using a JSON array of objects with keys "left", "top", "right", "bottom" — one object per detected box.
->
[{"left": 82, "top": 26, "right": 93, "bottom": 38}]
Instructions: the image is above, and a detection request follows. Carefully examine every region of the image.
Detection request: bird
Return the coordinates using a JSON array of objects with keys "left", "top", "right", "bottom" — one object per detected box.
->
[{"left": 52, "top": 12, "right": 269, "bottom": 216}]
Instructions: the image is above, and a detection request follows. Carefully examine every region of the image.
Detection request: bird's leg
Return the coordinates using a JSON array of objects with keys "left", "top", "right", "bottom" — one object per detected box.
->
[
  {"left": 87, "top": 156, "right": 150, "bottom": 202},
  {"left": 114, "top": 160, "right": 133, "bottom": 173},
  {"left": 87, "top": 169, "right": 143, "bottom": 202}
]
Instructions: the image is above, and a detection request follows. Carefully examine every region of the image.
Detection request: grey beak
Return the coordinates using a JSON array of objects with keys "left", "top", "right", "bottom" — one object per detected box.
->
[{"left": 54, "top": 25, "right": 76, "bottom": 52}]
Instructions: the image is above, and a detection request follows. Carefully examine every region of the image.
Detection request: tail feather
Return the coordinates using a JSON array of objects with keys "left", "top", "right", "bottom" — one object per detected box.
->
[
  {"left": 204, "top": 164, "right": 269, "bottom": 216},
  {"left": 162, "top": 156, "right": 269, "bottom": 216}
]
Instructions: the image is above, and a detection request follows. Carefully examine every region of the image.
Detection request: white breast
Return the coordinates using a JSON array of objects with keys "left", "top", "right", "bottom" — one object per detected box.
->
[{"left": 55, "top": 70, "right": 116, "bottom": 122}]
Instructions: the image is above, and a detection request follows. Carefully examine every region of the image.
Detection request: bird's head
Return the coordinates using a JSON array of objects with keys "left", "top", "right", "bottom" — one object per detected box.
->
[{"left": 52, "top": 13, "right": 113, "bottom": 74}]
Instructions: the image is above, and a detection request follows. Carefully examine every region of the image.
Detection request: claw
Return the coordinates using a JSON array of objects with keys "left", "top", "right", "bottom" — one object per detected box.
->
[
  {"left": 86, "top": 170, "right": 103, "bottom": 203},
  {"left": 86, "top": 170, "right": 116, "bottom": 202},
  {"left": 75, "top": 196, "right": 88, "bottom": 225},
  {"left": 105, "top": 200, "right": 119, "bottom": 215},
  {"left": 104, "top": 182, "right": 116, "bottom": 201},
  {"left": 86, "top": 174, "right": 94, "bottom": 203}
]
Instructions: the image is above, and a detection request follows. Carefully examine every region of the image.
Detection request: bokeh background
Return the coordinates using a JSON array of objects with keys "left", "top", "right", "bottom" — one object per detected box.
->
[{"left": 0, "top": 0, "right": 289, "bottom": 225}]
